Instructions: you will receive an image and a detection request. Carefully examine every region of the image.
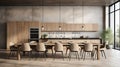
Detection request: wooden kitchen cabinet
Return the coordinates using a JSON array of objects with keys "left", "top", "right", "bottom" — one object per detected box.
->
[
  {"left": 7, "top": 21, "right": 39, "bottom": 50},
  {"left": 92, "top": 24, "right": 98, "bottom": 31},
  {"left": 46, "top": 23, "right": 59, "bottom": 31},
  {"left": 63, "top": 23, "right": 74, "bottom": 31},
  {"left": 42, "top": 23, "right": 99, "bottom": 32},
  {"left": 73, "top": 24, "right": 82, "bottom": 31},
  {"left": 84, "top": 24, "right": 93, "bottom": 31}
]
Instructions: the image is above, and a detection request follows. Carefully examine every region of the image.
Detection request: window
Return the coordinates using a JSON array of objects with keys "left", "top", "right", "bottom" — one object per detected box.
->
[
  {"left": 115, "top": 2, "right": 120, "bottom": 10},
  {"left": 109, "top": 0, "right": 120, "bottom": 50},
  {"left": 110, "top": 5, "right": 114, "bottom": 12}
]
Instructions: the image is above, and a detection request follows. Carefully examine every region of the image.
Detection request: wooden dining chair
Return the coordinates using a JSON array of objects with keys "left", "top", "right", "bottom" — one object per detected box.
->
[
  {"left": 8, "top": 42, "right": 18, "bottom": 58},
  {"left": 54, "top": 42, "right": 64, "bottom": 60},
  {"left": 82, "top": 43, "right": 95, "bottom": 60},
  {"left": 36, "top": 43, "right": 46, "bottom": 60},
  {"left": 22, "top": 43, "right": 32, "bottom": 57},
  {"left": 95, "top": 43, "right": 107, "bottom": 59},
  {"left": 68, "top": 43, "right": 80, "bottom": 60}
]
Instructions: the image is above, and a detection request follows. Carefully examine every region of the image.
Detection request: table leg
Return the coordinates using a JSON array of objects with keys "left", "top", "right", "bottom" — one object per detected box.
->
[{"left": 97, "top": 45, "right": 100, "bottom": 60}]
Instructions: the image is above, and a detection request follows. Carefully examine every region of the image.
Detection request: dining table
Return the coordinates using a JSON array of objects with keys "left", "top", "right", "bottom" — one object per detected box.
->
[{"left": 16, "top": 42, "right": 101, "bottom": 60}]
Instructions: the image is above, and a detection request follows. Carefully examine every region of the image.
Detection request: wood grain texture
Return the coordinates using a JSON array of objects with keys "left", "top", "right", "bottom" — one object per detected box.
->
[
  {"left": 7, "top": 21, "right": 39, "bottom": 50},
  {"left": 42, "top": 23, "right": 98, "bottom": 32},
  {"left": 7, "top": 21, "right": 98, "bottom": 49}
]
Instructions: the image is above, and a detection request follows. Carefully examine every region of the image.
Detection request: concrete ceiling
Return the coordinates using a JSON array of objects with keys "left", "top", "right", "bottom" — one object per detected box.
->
[{"left": 0, "top": 0, "right": 118, "bottom": 6}]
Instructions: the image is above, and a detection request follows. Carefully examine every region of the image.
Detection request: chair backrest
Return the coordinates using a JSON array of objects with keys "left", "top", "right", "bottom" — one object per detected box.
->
[
  {"left": 10, "top": 42, "right": 15, "bottom": 46},
  {"left": 84, "top": 43, "right": 93, "bottom": 51},
  {"left": 30, "top": 41, "right": 37, "bottom": 45},
  {"left": 36, "top": 43, "right": 46, "bottom": 51},
  {"left": 22, "top": 43, "right": 32, "bottom": 51},
  {"left": 9, "top": 42, "right": 17, "bottom": 50},
  {"left": 70, "top": 43, "right": 79, "bottom": 51},
  {"left": 54, "top": 42, "right": 63, "bottom": 51}
]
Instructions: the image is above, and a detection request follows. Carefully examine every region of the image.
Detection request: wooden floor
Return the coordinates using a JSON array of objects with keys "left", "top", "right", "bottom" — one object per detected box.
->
[{"left": 0, "top": 49, "right": 120, "bottom": 67}]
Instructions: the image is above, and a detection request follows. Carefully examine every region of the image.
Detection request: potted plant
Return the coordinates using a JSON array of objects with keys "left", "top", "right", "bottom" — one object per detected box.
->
[
  {"left": 100, "top": 28, "right": 113, "bottom": 49},
  {"left": 41, "top": 33, "right": 48, "bottom": 39}
]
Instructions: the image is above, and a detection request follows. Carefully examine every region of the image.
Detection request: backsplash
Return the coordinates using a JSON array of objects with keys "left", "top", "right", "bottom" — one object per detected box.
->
[{"left": 41, "top": 32, "right": 100, "bottom": 38}]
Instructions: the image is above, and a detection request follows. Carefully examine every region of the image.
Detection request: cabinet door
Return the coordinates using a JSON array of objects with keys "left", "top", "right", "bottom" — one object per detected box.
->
[
  {"left": 16, "top": 22, "right": 26, "bottom": 43},
  {"left": 73, "top": 24, "right": 82, "bottom": 31},
  {"left": 46, "top": 23, "right": 59, "bottom": 31},
  {"left": 83, "top": 24, "right": 93, "bottom": 31},
  {"left": 64, "top": 23, "right": 74, "bottom": 31},
  {"left": 92, "top": 24, "right": 98, "bottom": 31},
  {"left": 7, "top": 22, "right": 17, "bottom": 49},
  {"left": 28, "top": 22, "right": 39, "bottom": 28}
]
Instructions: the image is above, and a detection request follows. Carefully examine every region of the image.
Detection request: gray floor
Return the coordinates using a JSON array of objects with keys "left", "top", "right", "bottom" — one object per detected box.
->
[{"left": 0, "top": 49, "right": 120, "bottom": 67}]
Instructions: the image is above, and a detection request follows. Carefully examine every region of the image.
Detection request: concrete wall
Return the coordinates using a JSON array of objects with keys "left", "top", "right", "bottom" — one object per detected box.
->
[{"left": 0, "top": 6, "right": 103, "bottom": 49}]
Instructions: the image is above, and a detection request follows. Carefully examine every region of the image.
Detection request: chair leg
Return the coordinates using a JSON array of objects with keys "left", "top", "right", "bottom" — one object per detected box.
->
[
  {"left": 69, "top": 51, "right": 71, "bottom": 61},
  {"left": 62, "top": 51, "right": 64, "bottom": 60},
  {"left": 81, "top": 50, "right": 84, "bottom": 59},
  {"left": 44, "top": 52, "right": 46, "bottom": 60},
  {"left": 77, "top": 52, "right": 80, "bottom": 60},
  {"left": 80, "top": 49, "right": 83, "bottom": 56},
  {"left": 75, "top": 52, "right": 77, "bottom": 59},
  {"left": 83, "top": 52, "right": 86, "bottom": 60},
  {"left": 101, "top": 51, "right": 104, "bottom": 57},
  {"left": 66, "top": 48, "right": 69, "bottom": 56},
  {"left": 8, "top": 51, "right": 12, "bottom": 58},
  {"left": 94, "top": 51, "right": 97, "bottom": 60},
  {"left": 102, "top": 50, "right": 107, "bottom": 59},
  {"left": 54, "top": 51, "right": 56, "bottom": 60},
  {"left": 91, "top": 52, "right": 94, "bottom": 60}
]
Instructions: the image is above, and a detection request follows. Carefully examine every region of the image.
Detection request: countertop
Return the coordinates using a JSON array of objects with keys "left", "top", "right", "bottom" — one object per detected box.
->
[{"left": 40, "top": 38, "right": 101, "bottom": 40}]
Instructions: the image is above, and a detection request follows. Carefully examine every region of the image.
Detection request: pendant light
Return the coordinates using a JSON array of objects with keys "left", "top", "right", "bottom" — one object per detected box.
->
[
  {"left": 59, "top": 0, "right": 62, "bottom": 31},
  {"left": 41, "top": 0, "right": 44, "bottom": 31}
]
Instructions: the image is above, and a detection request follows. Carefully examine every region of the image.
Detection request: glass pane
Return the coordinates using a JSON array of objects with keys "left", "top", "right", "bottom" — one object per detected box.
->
[
  {"left": 110, "top": 5, "right": 114, "bottom": 12},
  {"left": 115, "top": 2, "right": 120, "bottom": 10},
  {"left": 110, "top": 13, "right": 114, "bottom": 45},
  {"left": 115, "top": 10, "right": 120, "bottom": 49}
]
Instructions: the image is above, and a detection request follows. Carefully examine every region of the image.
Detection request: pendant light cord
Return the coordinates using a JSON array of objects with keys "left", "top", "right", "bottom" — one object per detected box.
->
[
  {"left": 59, "top": 0, "right": 61, "bottom": 30},
  {"left": 42, "top": 0, "right": 44, "bottom": 30},
  {"left": 82, "top": 0, "right": 84, "bottom": 29}
]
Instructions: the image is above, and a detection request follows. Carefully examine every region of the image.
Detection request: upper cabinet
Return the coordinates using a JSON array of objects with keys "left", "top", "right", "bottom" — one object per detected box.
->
[{"left": 41, "top": 23, "right": 98, "bottom": 32}]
